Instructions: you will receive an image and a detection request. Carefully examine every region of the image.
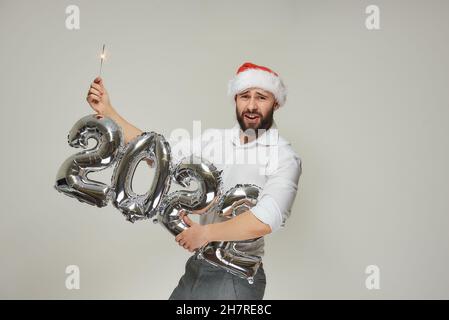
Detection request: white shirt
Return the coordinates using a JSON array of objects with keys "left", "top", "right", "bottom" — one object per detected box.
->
[{"left": 168, "top": 120, "right": 302, "bottom": 257}]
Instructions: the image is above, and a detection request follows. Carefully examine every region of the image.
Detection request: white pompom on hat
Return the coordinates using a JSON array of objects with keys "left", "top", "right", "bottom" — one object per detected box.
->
[{"left": 228, "top": 62, "right": 287, "bottom": 107}]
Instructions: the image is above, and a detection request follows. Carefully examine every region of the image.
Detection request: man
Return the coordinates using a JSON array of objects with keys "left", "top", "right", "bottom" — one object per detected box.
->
[{"left": 86, "top": 62, "right": 302, "bottom": 300}]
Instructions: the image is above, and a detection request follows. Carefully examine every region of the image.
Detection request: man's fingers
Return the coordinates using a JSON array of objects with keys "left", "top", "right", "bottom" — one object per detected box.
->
[
  {"left": 90, "top": 82, "right": 104, "bottom": 93},
  {"left": 94, "top": 77, "right": 104, "bottom": 88},
  {"left": 175, "top": 231, "right": 194, "bottom": 251},
  {"left": 183, "top": 215, "right": 194, "bottom": 226},
  {"left": 180, "top": 241, "right": 188, "bottom": 249},
  {"left": 89, "top": 87, "right": 102, "bottom": 97},
  {"left": 87, "top": 94, "right": 100, "bottom": 103},
  {"left": 87, "top": 93, "right": 101, "bottom": 101},
  {"left": 176, "top": 235, "right": 189, "bottom": 250}
]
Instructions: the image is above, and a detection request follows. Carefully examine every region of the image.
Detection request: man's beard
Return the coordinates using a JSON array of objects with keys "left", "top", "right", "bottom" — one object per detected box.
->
[{"left": 236, "top": 106, "right": 275, "bottom": 138}]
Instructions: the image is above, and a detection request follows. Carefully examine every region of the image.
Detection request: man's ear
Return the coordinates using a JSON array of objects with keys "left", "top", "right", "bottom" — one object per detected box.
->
[{"left": 274, "top": 102, "right": 280, "bottom": 111}]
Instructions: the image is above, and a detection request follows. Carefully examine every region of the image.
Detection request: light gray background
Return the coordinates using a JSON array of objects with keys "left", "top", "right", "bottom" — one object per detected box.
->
[{"left": 1, "top": 0, "right": 448, "bottom": 299}]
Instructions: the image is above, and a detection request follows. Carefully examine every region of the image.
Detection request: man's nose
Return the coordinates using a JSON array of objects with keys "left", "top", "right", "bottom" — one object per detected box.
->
[{"left": 247, "top": 96, "right": 258, "bottom": 111}]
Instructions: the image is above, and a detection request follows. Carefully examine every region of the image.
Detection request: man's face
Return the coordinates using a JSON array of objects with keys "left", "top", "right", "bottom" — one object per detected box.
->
[{"left": 235, "top": 88, "right": 278, "bottom": 133}]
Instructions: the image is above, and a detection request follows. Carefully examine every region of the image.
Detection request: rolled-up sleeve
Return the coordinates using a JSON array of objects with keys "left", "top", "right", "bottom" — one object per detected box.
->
[{"left": 251, "top": 151, "right": 302, "bottom": 233}]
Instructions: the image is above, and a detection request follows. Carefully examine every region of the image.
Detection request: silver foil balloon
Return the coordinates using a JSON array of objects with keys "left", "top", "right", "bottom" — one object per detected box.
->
[
  {"left": 111, "top": 132, "right": 172, "bottom": 222},
  {"left": 157, "top": 155, "right": 223, "bottom": 236},
  {"left": 197, "top": 184, "right": 263, "bottom": 284},
  {"left": 54, "top": 114, "right": 124, "bottom": 207}
]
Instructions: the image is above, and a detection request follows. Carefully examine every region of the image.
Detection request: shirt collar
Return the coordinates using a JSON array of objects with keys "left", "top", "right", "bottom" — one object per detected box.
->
[{"left": 230, "top": 120, "right": 282, "bottom": 147}]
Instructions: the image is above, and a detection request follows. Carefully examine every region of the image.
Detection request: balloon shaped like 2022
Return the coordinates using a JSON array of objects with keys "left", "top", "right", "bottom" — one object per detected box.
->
[{"left": 55, "top": 114, "right": 263, "bottom": 283}]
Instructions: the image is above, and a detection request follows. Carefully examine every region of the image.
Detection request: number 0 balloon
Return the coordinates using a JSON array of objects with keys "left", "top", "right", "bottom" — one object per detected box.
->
[{"left": 111, "top": 131, "right": 172, "bottom": 222}]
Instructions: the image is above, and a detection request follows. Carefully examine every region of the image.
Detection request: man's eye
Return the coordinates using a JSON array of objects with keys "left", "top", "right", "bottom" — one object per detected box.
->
[
  {"left": 259, "top": 96, "right": 266, "bottom": 100},
  {"left": 240, "top": 95, "right": 249, "bottom": 99}
]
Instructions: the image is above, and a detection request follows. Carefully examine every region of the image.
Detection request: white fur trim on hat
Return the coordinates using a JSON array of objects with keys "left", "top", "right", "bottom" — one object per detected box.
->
[{"left": 227, "top": 68, "right": 287, "bottom": 107}]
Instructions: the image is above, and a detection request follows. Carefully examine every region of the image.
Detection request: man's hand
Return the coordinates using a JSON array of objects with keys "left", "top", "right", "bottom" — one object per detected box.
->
[
  {"left": 175, "top": 212, "right": 210, "bottom": 253},
  {"left": 86, "top": 77, "right": 113, "bottom": 116},
  {"left": 85, "top": 77, "right": 144, "bottom": 144}
]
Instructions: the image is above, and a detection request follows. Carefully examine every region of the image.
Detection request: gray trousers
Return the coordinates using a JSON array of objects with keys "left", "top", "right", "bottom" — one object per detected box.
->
[{"left": 169, "top": 254, "right": 266, "bottom": 300}]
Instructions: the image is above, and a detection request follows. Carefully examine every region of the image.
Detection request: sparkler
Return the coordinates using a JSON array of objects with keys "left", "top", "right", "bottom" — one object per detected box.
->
[{"left": 99, "top": 44, "right": 106, "bottom": 77}]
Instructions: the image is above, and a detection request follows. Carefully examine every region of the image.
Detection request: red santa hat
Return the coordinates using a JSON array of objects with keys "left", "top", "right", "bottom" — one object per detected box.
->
[{"left": 228, "top": 62, "right": 287, "bottom": 107}]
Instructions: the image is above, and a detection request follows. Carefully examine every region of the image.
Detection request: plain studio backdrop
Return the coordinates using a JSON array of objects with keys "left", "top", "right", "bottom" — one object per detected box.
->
[{"left": 0, "top": 0, "right": 448, "bottom": 299}]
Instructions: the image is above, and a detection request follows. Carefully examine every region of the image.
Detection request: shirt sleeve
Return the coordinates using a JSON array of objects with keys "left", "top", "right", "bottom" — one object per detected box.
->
[{"left": 250, "top": 150, "right": 302, "bottom": 233}]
